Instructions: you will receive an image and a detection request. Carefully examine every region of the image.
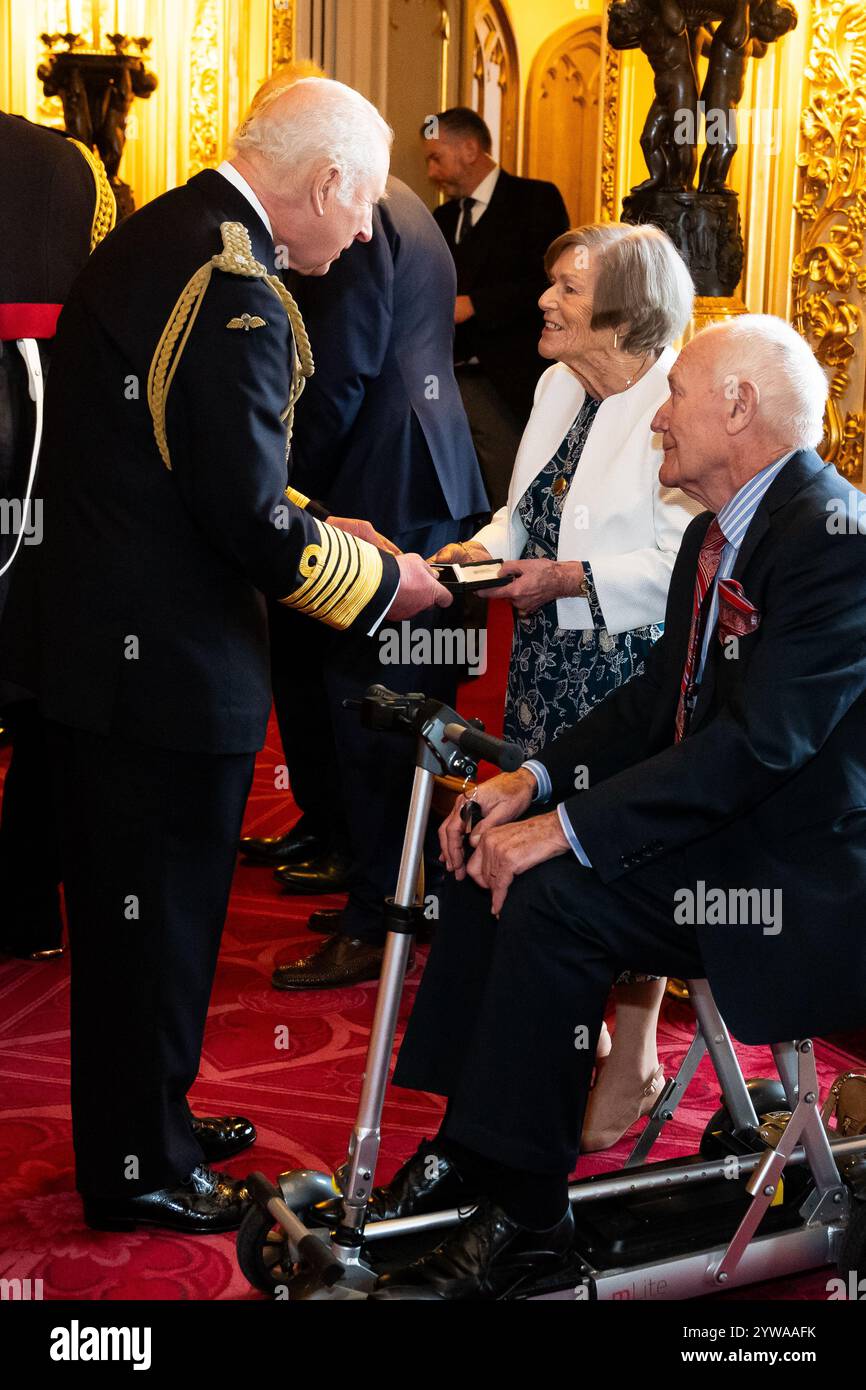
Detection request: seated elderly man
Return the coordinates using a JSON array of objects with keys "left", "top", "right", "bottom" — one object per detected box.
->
[{"left": 368, "top": 314, "right": 866, "bottom": 1300}]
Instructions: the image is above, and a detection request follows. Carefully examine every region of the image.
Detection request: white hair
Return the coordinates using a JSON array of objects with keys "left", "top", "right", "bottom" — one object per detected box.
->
[
  {"left": 230, "top": 76, "right": 393, "bottom": 203},
  {"left": 546, "top": 222, "right": 695, "bottom": 354},
  {"left": 700, "top": 314, "right": 829, "bottom": 450}
]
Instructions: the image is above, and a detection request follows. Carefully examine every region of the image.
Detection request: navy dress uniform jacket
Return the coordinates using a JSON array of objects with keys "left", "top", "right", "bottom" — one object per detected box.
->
[{"left": 2, "top": 168, "right": 398, "bottom": 754}]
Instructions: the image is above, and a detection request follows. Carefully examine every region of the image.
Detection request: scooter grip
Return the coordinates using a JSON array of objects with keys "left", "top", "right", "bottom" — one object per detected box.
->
[{"left": 444, "top": 722, "right": 523, "bottom": 772}]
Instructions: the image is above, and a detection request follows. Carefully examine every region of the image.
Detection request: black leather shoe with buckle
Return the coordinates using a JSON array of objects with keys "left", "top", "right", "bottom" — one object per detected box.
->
[
  {"left": 83, "top": 1165, "right": 251, "bottom": 1234},
  {"left": 371, "top": 1201, "right": 575, "bottom": 1300}
]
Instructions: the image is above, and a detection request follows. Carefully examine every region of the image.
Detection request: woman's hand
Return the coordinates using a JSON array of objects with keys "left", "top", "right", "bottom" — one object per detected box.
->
[
  {"left": 439, "top": 768, "right": 537, "bottom": 879},
  {"left": 427, "top": 540, "right": 493, "bottom": 565},
  {"left": 490, "top": 559, "right": 585, "bottom": 616}
]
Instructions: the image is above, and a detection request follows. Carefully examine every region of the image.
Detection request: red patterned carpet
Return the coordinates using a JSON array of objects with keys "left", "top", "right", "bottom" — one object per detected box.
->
[{"left": 1, "top": 604, "right": 863, "bottom": 1301}]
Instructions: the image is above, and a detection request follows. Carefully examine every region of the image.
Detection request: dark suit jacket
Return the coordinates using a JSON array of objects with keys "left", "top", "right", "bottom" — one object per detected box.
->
[
  {"left": 286, "top": 177, "right": 488, "bottom": 537},
  {"left": 0, "top": 112, "right": 95, "bottom": 318},
  {"left": 0, "top": 168, "right": 398, "bottom": 753},
  {"left": 537, "top": 450, "right": 866, "bottom": 1044},
  {"left": 0, "top": 112, "right": 96, "bottom": 640},
  {"left": 434, "top": 169, "right": 569, "bottom": 422}
]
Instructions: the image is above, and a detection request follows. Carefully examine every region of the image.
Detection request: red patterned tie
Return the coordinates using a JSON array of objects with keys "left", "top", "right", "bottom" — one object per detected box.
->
[{"left": 674, "top": 517, "right": 727, "bottom": 742}]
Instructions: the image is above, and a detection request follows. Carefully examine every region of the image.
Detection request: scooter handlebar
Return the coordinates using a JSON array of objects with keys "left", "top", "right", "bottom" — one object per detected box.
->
[{"left": 443, "top": 722, "right": 523, "bottom": 773}]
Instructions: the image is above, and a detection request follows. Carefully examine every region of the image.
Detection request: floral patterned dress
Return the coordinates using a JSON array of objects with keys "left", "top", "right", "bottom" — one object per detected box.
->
[{"left": 502, "top": 392, "right": 662, "bottom": 985}]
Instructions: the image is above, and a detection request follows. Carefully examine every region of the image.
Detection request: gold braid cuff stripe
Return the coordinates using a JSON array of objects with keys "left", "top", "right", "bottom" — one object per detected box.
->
[
  {"left": 284, "top": 484, "right": 311, "bottom": 510},
  {"left": 279, "top": 518, "right": 384, "bottom": 631},
  {"left": 68, "top": 138, "right": 116, "bottom": 251},
  {"left": 146, "top": 220, "right": 315, "bottom": 471}
]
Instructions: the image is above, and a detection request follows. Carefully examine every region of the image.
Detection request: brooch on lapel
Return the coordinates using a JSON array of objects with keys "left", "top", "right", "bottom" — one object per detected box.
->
[
  {"left": 717, "top": 578, "right": 762, "bottom": 641},
  {"left": 226, "top": 313, "right": 267, "bottom": 331}
]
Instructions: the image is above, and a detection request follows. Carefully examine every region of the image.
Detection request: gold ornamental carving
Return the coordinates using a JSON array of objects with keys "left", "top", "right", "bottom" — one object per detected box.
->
[
  {"left": 272, "top": 0, "right": 295, "bottom": 67},
  {"left": 601, "top": 42, "right": 620, "bottom": 222},
  {"left": 189, "top": 0, "right": 221, "bottom": 176},
  {"left": 793, "top": 0, "right": 866, "bottom": 480}
]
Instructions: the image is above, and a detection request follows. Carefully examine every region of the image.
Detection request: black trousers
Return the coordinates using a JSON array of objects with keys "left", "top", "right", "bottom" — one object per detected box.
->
[
  {"left": 271, "top": 516, "right": 476, "bottom": 943},
  {"left": 393, "top": 850, "right": 705, "bottom": 1175},
  {"left": 48, "top": 720, "right": 255, "bottom": 1198},
  {"left": 455, "top": 367, "right": 522, "bottom": 513},
  {"left": 0, "top": 699, "right": 63, "bottom": 950}
]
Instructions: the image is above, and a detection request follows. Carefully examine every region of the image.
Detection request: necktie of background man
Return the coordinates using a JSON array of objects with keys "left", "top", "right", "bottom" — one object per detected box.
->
[{"left": 457, "top": 196, "right": 476, "bottom": 243}]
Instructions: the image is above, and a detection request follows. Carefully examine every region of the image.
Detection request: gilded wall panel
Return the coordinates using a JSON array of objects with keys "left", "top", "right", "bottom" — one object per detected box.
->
[{"left": 793, "top": 0, "right": 866, "bottom": 481}]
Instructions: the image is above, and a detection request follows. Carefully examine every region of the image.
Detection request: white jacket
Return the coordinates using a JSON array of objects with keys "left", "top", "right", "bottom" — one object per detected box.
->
[{"left": 472, "top": 349, "right": 702, "bottom": 634}]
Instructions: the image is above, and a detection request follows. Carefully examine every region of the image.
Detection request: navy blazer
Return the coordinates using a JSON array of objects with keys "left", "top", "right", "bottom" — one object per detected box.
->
[
  {"left": 286, "top": 177, "right": 488, "bottom": 539},
  {"left": 537, "top": 450, "right": 866, "bottom": 1044}
]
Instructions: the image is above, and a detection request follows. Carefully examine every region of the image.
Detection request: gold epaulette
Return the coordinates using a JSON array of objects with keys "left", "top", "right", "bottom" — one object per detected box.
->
[
  {"left": 279, "top": 518, "right": 384, "bottom": 631},
  {"left": 68, "top": 138, "right": 116, "bottom": 251},
  {"left": 146, "top": 220, "right": 315, "bottom": 471}
]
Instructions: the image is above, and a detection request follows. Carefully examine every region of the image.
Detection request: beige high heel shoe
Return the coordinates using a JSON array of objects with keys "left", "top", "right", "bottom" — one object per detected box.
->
[
  {"left": 579, "top": 1063, "right": 665, "bottom": 1153},
  {"left": 593, "top": 1020, "right": 612, "bottom": 1079}
]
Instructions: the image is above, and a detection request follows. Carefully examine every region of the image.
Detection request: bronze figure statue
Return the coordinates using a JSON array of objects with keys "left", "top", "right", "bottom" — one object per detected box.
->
[
  {"left": 696, "top": 0, "right": 796, "bottom": 192},
  {"left": 608, "top": 0, "right": 795, "bottom": 195},
  {"left": 607, "top": 0, "right": 796, "bottom": 297},
  {"left": 608, "top": 0, "right": 700, "bottom": 192}
]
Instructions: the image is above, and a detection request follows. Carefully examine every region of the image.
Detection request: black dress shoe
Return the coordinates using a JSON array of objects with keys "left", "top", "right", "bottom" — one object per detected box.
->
[
  {"left": 240, "top": 828, "right": 327, "bottom": 867},
  {"left": 313, "top": 1140, "right": 475, "bottom": 1226},
  {"left": 274, "top": 851, "right": 352, "bottom": 895},
  {"left": 192, "top": 1114, "right": 256, "bottom": 1162},
  {"left": 83, "top": 1165, "right": 250, "bottom": 1234},
  {"left": 308, "top": 908, "right": 342, "bottom": 935},
  {"left": 272, "top": 934, "right": 404, "bottom": 990},
  {"left": 371, "top": 1202, "right": 575, "bottom": 1300}
]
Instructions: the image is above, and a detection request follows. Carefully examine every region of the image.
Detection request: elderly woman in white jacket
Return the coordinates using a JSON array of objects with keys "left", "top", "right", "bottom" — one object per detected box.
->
[{"left": 434, "top": 221, "right": 700, "bottom": 1151}]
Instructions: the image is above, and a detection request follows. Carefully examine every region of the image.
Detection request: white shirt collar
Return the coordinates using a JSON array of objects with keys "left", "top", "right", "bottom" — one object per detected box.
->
[
  {"left": 468, "top": 164, "right": 500, "bottom": 210},
  {"left": 216, "top": 160, "right": 273, "bottom": 239}
]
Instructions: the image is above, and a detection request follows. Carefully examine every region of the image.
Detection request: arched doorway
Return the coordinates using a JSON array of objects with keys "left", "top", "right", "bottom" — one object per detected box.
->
[
  {"left": 525, "top": 19, "right": 602, "bottom": 226},
  {"left": 468, "top": 0, "right": 519, "bottom": 172}
]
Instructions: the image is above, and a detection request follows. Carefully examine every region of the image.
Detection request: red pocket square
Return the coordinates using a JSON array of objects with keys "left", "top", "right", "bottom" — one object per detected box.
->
[{"left": 717, "top": 578, "right": 761, "bottom": 640}]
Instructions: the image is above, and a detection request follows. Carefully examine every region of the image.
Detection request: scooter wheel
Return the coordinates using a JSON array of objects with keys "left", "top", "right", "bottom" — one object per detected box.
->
[
  {"left": 837, "top": 1187, "right": 866, "bottom": 1281},
  {"left": 699, "top": 1078, "right": 790, "bottom": 1157},
  {"left": 237, "top": 1201, "right": 294, "bottom": 1296}
]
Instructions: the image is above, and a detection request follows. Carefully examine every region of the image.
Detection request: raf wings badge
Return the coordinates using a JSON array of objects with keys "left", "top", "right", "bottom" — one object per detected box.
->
[{"left": 227, "top": 313, "right": 267, "bottom": 331}]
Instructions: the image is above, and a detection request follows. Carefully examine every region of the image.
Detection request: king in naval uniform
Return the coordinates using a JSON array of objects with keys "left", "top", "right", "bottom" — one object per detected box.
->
[{"left": 0, "top": 77, "right": 449, "bottom": 1234}]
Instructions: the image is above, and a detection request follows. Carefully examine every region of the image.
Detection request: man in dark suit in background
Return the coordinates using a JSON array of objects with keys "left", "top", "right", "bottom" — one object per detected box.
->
[
  {"left": 0, "top": 111, "right": 114, "bottom": 960},
  {"left": 244, "top": 174, "right": 488, "bottom": 990},
  {"left": 368, "top": 315, "right": 866, "bottom": 1300},
  {"left": 422, "top": 107, "right": 569, "bottom": 508}
]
